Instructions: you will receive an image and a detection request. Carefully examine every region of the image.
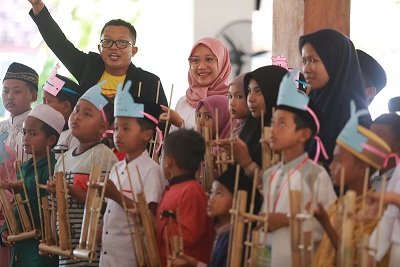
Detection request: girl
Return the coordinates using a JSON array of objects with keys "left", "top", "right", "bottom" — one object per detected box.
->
[{"left": 228, "top": 73, "right": 249, "bottom": 137}]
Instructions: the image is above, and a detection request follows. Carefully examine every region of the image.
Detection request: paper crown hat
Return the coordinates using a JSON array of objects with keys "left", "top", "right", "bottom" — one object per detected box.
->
[
  {"left": 276, "top": 70, "right": 328, "bottom": 161},
  {"left": 43, "top": 64, "right": 81, "bottom": 97},
  {"left": 28, "top": 104, "right": 65, "bottom": 135},
  {"left": 337, "top": 101, "right": 391, "bottom": 169},
  {"left": 80, "top": 81, "right": 110, "bottom": 111},
  {"left": 114, "top": 80, "right": 163, "bottom": 125}
]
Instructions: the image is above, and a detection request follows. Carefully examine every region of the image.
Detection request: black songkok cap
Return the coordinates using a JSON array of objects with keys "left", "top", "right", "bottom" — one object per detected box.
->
[
  {"left": 356, "top": 49, "right": 387, "bottom": 92},
  {"left": 3, "top": 62, "right": 39, "bottom": 91}
]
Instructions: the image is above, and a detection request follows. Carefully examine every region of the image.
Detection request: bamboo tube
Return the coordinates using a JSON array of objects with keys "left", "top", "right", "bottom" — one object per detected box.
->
[
  {"left": 55, "top": 172, "right": 70, "bottom": 250},
  {"left": 138, "top": 82, "right": 142, "bottom": 97},
  {"left": 203, "top": 127, "right": 214, "bottom": 191},
  {"left": 46, "top": 146, "right": 57, "bottom": 246},
  {"left": 14, "top": 193, "right": 33, "bottom": 232},
  {"left": 227, "top": 165, "right": 241, "bottom": 267},
  {"left": 0, "top": 188, "right": 19, "bottom": 234},
  {"left": 41, "top": 197, "right": 52, "bottom": 244},
  {"left": 244, "top": 168, "right": 259, "bottom": 262},
  {"left": 31, "top": 146, "right": 44, "bottom": 240},
  {"left": 289, "top": 190, "right": 302, "bottom": 267},
  {"left": 16, "top": 161, "right": 36, "bottom": 232},
  {"left": 249, "top": 230, "right": 260, "bottom": 266},
  {"left": 163, "top": 84, "right": 174, "bottom": 139},
  {"left": 340, "top": 190, "right": 357, "bottom": 267},
  {"left": 229, "top": 190, "right": 247, "bottom": 267}
]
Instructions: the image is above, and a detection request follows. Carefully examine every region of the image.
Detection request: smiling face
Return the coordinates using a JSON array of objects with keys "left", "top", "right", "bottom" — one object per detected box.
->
[
  {"left": 68, "top": 99, "right": 107, "bottom": 143},
  {"left": 2, "top": 80, "right": 36, "bottom": 117},
  {"left": 207, "top": 180, "right": 233, "bottom": 222},
  {"left": 246, "top": 79, "right": 265, "bottom": 118},
  {"left": 228, "top": 83, "right": 249, "bottom": 119},
  {"left": 189, "top": 44, "right": 219, "bottom": 87},
  {"left": 98, "top": 25, "right": 138, "bottom": 76},
  {"left": 301, "top": 43, "right": 329, "bottom": 90}
]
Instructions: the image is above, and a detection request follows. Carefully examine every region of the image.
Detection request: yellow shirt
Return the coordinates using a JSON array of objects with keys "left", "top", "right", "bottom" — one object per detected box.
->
[{"left": 98, "top": 71, "right": 126, "bottom": 98}]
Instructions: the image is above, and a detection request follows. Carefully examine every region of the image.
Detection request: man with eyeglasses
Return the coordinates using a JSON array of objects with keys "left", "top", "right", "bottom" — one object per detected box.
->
[{"left": 28, "top": 0, "right": 168, "bottom": 106}]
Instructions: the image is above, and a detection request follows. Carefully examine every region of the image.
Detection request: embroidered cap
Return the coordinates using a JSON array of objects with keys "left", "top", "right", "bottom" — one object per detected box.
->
[
  {"left": 28, "top": 104, "right": 65, "bottom": 135},
  {"left": 337, "top": 101, "right": 391, "bottom": 169},
  {"left": 3, "top": 62, "right": 39, "bottom": 90}
]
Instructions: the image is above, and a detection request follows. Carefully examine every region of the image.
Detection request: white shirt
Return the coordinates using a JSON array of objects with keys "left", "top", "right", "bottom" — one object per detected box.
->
[
  {"left": 100, "top": 150, "right": 166, "bottom": 267},
  {"left": 0, "top": 109, "right": 31, "bottom": 162},
  {"left": 260, "top": 153, "right": 337, "bottom": 267},
  {"left": 369, "top": 166, "right": 400, "bottom": 261},
  {"left": 53, "top": 128, "right": 79, "bottom": 160},
  {"left": 170, "top": 96, "right": 196, "bottom": 132}
]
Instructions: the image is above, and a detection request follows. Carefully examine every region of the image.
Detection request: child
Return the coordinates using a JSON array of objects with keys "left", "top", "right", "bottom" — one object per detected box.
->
[
  {"left": 53, "top": 82, "right": 118, "bottom": 267},
  {"left": 228, "top": 73, "right": 249, "bottom": 137},
  {"left": 156, "top": 129, "right": 214, "bottom": 266},
  {"left": 312, "top": 101, "right": 391, "bottom": 267},
  {"left": 171, "top": 165, "right": 262, "bottom": 267},
  {"left": 1, "top": 62, "right": 38, "bottom": 161},
  {"left": 0, "top": 104, "right": 65, "bottom": 267},
  {"left": 0, "top": 136, "right": 17, "bottom": 267},
  {"left": 42, "top": 64, "right": 82, "bottom": 159},
  {"left": 369, "top": 113, "right": 400, "bottom": 191},
  {"left": 99, "top": 81, "right": 165, "bottom": 266},
  {"left": 195, "top": 95, "right": 231, "bottom": 140},
  {"left": 260, "top": 71, "right": 337, "bottom": 267}
]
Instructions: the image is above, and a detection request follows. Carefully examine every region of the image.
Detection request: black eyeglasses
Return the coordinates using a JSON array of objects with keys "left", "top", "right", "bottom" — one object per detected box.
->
[{"left": 100, "top": 39, "right": 134, "bottom": 49}]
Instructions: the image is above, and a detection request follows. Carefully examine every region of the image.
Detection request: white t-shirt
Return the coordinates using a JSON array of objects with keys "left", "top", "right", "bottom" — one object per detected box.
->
[
  {"left": 53, "top": 128, "right": 79, "bottom": 160},
  {"left": 100, "top": 150, "right": 166, "bottom": 267},
  {"left": 170, "top": 96, "right": 196, "bottom": 132}
]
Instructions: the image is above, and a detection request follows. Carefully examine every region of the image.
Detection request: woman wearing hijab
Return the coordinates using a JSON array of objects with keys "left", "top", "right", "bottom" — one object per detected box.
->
[
  {"left": 160, "top": 37, "right": 232, "bottom": 130},
  {"left": 299, "top": 28, "right": 371, "bottom": 166},
  {"left": 225, "top": 65, "right": 288, "bottom": 177}
]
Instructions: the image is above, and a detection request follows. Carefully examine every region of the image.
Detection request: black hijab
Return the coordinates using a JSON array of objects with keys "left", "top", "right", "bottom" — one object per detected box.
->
[
  {"left": 299, "top": 28, "right": 371, "bottom": 166},
  {"left": 239, "top": 65, "right": 288, "bottom": 166}
]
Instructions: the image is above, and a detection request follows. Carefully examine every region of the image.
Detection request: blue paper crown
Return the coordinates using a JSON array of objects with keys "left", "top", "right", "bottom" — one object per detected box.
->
[
  {"left": 337, "top": 101, "right": 370, "bottom": 152},
  {"left": 114, "top": 80, "right": 144, "bottom": 118},
  {"left": 0, "top": 132, "right": 11, "bottom": 164},
  {"left": 80, "top": 81, "right": 109, "bottom": 110},
  {"left": 277, "top": 69, "right": 309, "bottom": 110}
]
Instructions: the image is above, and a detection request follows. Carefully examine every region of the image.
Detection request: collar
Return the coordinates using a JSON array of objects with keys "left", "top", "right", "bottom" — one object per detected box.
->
[
  {"left": 168, "top": 173, "right": 195, "bottom": 186},
  {"left": 22, "top": 152, "right": 55, "bottom": 172},
  {"left": 124, "top": 150, "right": 148, "bottom": 167},
  {"left": 9, "top": 109, "right": 31, "bottom": 125},
  {"left": 281, "top": 152, "right": 309, "bottom": 173},
  {"left": 215, "top": 222, "right": 230, "bottom": 236}
]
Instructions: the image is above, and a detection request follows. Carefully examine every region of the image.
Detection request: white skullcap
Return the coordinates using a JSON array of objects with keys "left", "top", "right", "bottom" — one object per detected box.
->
[{"left": 28, "top": 104, "right": 65, "bottom": 134}]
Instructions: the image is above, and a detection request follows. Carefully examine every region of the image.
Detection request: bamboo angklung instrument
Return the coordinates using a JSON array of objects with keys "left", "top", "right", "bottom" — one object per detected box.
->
[
  {"left": 202, "top": 126, "right": 214, "bottom": 192},
  {"left": 357, "top": 167, "right": 371, "bottom": 266},
  {"left": 135, "top": 166, "right": 162, "bottom": 266},
  {"left": 39, "top": 149, "right": 73, "bottom": 257},
  {"left": 114, "top": 166, "right": 146, "bottom": 267},
  {"left": 150, "top": 80, "right": 161, "bottom": 160},
  {"left": 163, "top": 84, "right": 174, "bottom": 140},
  {"left": 165, "top": 207, "right": 184, "bottom": 266},
  {"left": 73, "top": 151, "right": 110, "bottom": 262},
  {"left": 0, "top": 157, "right": 40, "bottom": 243}
]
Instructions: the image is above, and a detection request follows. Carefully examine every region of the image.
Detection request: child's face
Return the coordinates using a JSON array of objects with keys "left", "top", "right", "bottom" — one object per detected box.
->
[
  {"left": 301, "top": 43, "right": 329, "bottom": 90},
  {"left": 270, "top": 109, "right": 307, "bottom": 151},
  {"left": 228, "top": 84, "right": 249, "bottom": 119},
  {"left": 22, "top": 116, "right": 54, "bottom": 158},
  {"left": 207, "top": 180, "right": 233, "bottom": 220},
  {"left": 42, "top": 90, "right": 70, "bottom": 122},
  {"left": 2, "top": 80, "right": 36, "bottom": 117},
  {"left": 69, "top": 99, "right": 107, "bottom": 143},
  {"left": 247, "top": 79, "right": 265, "bottom": 119},
  {"left": 98, "top": 25, "right": 138, "bottom": 75},
  {"left": 195, "top": 105, "right": 215, "bottom": 138},
  {"left": 329, "top": 145, "right": 364, "bottom": 186},
  {"left": 114, "top": 117, "right": 151, "bottom": 157},
  {"left": 189, "top": 44, "right": 219, "bottom": 87}
]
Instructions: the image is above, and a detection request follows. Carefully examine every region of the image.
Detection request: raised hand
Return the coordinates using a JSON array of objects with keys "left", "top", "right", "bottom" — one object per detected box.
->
[{"left": 28, "top": 0, "right": 45, "bottom": 15}]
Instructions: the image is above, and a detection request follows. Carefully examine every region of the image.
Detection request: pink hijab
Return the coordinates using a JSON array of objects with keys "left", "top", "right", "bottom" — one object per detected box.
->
[
  {"left": 196, "top": 95, "right": 231, "bottom": 139},
  {"left": 186, "top": 37, "right": 232, "bottom": 108}
]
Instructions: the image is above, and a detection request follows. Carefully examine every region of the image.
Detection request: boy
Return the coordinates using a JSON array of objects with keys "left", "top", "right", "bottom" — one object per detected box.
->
[
  {"left": 28, "top": 0, "right": 168, "bottom": 105},
  {"left": 156, "top": 129, "right": 214, "bottom": 266},
  {"left": 172, "top": 165, "right": 263, "bottom": 267},
  {"left": 42, "top": 64, "right": 82, "bottom": 159},
  {"left": 313, "top": 101, "right": 391, "bottom": 267},
  {"left": 260, "top": 71, "right": 337, "bottom": 267},
  {"left": 1, "top": 104, "right": 65, "bottom": 267},
  {"left": 99, "top": 81, "right": 165, "bottom": 266},
  {"left": 369, "top": 113, "right": 400, "bottom": 191},
  {"left": 1, "top": 62, "right": 38, "bottom": 161},
  {"left": 53, "top": 82, "right": 118, "bottom": 267}
]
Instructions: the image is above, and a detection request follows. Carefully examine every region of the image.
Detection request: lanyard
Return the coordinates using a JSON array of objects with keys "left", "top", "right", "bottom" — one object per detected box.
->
[{"left": 266, "top": 157, "right": 309, "bottom": 212}]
